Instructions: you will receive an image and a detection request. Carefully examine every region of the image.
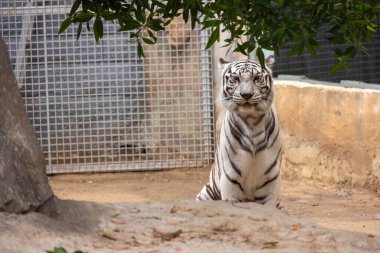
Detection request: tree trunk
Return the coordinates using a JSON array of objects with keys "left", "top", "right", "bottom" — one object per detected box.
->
[{"left": 0, "top": 38, "right": 57, "bottom": 215}]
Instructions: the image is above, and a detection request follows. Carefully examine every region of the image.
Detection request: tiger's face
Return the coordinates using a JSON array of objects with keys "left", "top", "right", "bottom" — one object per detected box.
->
[{"left": 220, "top": 57, "right": 275, "bottom": 116}]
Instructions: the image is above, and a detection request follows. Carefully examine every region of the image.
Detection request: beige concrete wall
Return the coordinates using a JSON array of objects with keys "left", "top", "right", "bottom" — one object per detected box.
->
[{"left": 275, "top": 80, "right": 380, "bottom": 192}]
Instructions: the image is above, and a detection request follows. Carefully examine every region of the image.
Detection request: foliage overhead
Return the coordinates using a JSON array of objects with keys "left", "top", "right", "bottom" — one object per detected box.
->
[{"left": 59, "top": 0, "right": 380, "bottom": 72}]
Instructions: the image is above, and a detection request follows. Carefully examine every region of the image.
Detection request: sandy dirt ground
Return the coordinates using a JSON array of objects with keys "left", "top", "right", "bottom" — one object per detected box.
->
[{"left": 49, "top": 166, "right": 380, "bottom": 236}]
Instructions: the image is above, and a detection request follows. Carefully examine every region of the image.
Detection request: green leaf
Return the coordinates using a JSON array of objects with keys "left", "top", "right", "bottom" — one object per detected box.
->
[
  {"left": 146, "top": 19, "right": 164, "bottom": 32},
  {"left": 287, "top": 40, "right": 305, "bottom": 56},
  {"left": 344, "top": 46, "right": 357, "bottom": 59},
  {"left": 234, "top": 42, "right": 249, "bottom": 56},
  {"left": 72, "top": 12, "right": 94, "bottom": 22},
  {"left": 70, "top": 0, "right": 82, "bottom": 16},
  {"left": 130, "top": 32, "right": 139, "bottom": 39},
  {"left": 135, "top": 6, "right": 146, "bottom": 23},
  {"left": 256, "top": 46, "right": 266, "bottom": 71},
  {"left": 202, "top": 19, "right": 221, "bottom": 30},
  {"left": 190, "top": 8, "right": 198, "bottom": 29},
  {"left": 82, "top": 0, "right": 91, "bottom": 11},
  {"left": 76, "top": 22, "right": 83, "bottom": 40},
  {"left": 147, "top": 29, "right": 157, "bottom": 41},
  {"left": 271, "top": 26, "right": 286, "bottom": 38},
  {"left": 164, "top": 0, "right": 178, "bottom": 16},
  {"left": 93, "top": 17, "right": 103, "bottom": 43},
  {"left": 367, "top": 25, "right": 377, "bottom": 33},
  {"left": 329, "top": 61, "right": 342, "bottom": 73},
  {"left": 152, "top": 0, "right": 166, "bottom": 9},
  {"left": 305, "top": 38, "right": 319, "bottom": 58},
  {"left": 59, "top": 17, "right": 73, "bottom": 34},
  {"left": 205, "top": 27, "right": 219, "bottom": 49},
  {"left": 61, "top": 0, "right": 379, "bottom": 72},
  {"left": 182, "top": 8, "right": 189, "bottom": 23},
  {"left": 137, "top": 42, "right": 145, "bottom": 58},
  {"left": 329, "top": 58, "right": 350, "bottom": 73},
  {"left": 119, "top": 18, "right": 141, "bottom": 31},
  {"left": 136, "top": 0, "right": 149, "bottom": 10},
  {"left": 101, "top": 10, "right": 118, "bottom": 21},
  {"left": 46, "top": 247, "right": 68, "bottom": 253},
  {"left": 142, "top": 37, "right": 155, "bottom": 44}
]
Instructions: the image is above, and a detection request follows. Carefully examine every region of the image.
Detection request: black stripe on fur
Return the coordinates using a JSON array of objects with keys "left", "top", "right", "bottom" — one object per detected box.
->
[{"left": 256, "top": 170, "right": 280, "bottom": 190}]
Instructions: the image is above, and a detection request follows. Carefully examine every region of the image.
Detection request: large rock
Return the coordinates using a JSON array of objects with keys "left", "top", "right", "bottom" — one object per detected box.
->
[
  {"left": 0, "top": 38, "right": 55, "bottom": 214},
  {"left": 0, "top": 200, "right": 379, "bottom": 252}
]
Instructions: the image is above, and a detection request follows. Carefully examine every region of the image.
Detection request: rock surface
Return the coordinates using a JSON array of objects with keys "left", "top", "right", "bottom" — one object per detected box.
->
[
  {"left": 0, "top": 200, "right": 379, "bottom": 253},
  {"left": 0, "top": 38, "right": 55, "bottom": 213}
]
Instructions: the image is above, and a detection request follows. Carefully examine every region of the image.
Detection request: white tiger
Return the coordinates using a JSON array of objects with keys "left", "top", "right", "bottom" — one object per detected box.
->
[{"left": 196, "top": 56, "right": 282, "bottom": 208}]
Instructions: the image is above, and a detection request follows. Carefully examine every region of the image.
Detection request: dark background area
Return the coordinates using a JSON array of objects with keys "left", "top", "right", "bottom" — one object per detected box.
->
[{"left": 274, "top": 29, "right": 380, "bottom": 85}]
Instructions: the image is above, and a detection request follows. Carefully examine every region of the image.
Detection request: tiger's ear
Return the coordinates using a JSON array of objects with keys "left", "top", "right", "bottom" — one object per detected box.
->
[
  {"left": 265, "top": 55, "right": 275, "bottom": 71},
  {"left": 219, "top": 58, "right": 231, "bottom": 69}
]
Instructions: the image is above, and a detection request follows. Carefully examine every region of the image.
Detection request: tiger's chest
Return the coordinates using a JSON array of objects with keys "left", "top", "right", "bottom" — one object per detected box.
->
[{"left": 219, "top": 108, "right": 282, "bottom": 196}]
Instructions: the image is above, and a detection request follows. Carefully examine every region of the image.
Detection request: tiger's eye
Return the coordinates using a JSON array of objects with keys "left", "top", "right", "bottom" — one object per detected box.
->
[
  {"left": 253, "top": 76, "right": 260, "bottom": 81},
  {"left": 230, "top": 76, "right": 240, "bottom": 82}
]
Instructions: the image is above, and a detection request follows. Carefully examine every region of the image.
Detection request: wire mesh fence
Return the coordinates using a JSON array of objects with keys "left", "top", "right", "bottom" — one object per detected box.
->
[
  {"left": 1, "top": 0, "right": 214, "bottom": 174},
  {"left": 274, "top": 27, "right": 380, "bottom": 85}
]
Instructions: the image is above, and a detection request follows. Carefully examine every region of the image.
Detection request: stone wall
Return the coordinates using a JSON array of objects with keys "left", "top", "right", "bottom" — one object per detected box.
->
[{"left": 275, "top": 80, "right": 380, "bottom": 192}]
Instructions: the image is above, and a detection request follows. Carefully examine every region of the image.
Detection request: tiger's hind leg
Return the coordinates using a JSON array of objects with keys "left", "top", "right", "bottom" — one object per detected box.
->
[
  {"left": 196, "top": 184, "right": 221, "bottom": 201},
  {"left": 195, "top": 185, "right": 210, "bottom": 201}
]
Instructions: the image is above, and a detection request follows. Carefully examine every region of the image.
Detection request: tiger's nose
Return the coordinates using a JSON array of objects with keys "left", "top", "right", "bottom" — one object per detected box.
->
[{"left": 240, "top": 92, "right": 254, "bottom": 100}]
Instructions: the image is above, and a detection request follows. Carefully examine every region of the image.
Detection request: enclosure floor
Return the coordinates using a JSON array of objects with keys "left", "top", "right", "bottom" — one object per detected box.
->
[{"left": 49, "top": 167, "right": 380, "bottom": 236}]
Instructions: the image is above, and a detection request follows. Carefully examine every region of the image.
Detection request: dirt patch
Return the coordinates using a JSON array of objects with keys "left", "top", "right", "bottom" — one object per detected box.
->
[{"left": 49, "top": 167, "right": 380, "bottom": 236}]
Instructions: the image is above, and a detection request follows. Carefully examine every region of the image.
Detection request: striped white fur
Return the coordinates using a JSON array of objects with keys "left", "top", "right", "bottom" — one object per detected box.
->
[{"left": 196, "top": 57, "right": 282, "bottom": 208}]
